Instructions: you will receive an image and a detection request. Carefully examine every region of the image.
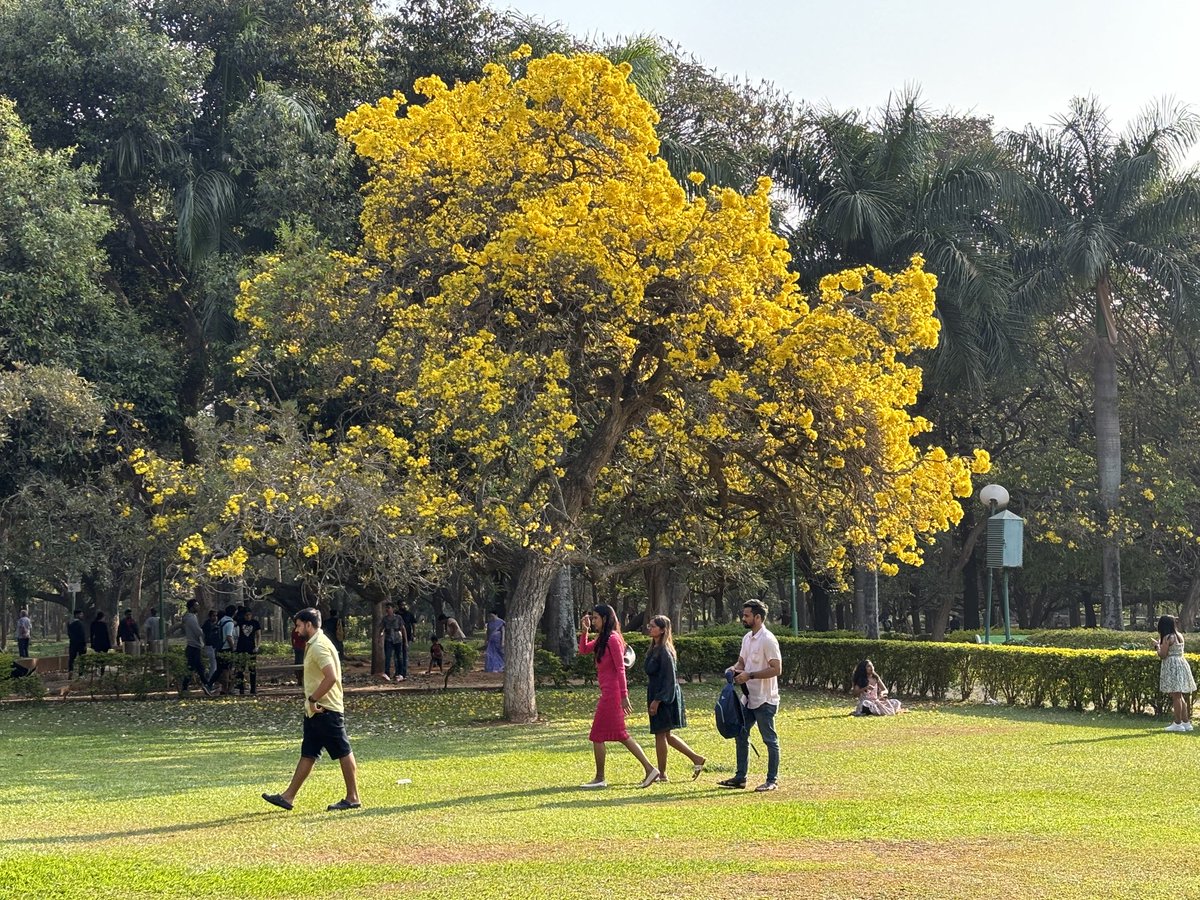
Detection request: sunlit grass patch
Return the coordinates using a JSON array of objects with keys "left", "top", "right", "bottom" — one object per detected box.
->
[{"left": 0, "top": 688, "right": 1195, "bottom": 898}]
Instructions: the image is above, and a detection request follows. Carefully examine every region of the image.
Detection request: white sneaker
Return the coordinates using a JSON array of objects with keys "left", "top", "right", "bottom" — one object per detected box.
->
[
  {"left": 1185, "top": 722, "right": 1194, "bottom": 732},
  {"left": 1165, "top": 722, "right": 1187, "bottom": 732},
  {"left": 397, "top": 675, "right": 405, "bottom": 682},
  {"left": 579, "top": 780, "right": 607, "bottom": 789},
  {"left": 381, "top": 674, "right": 391, "bottom": 682}
]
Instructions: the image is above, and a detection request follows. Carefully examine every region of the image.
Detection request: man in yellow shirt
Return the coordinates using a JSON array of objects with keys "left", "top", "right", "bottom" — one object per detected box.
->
[{"left": 262, "top": 608, "right": 361, "bottom": 811}]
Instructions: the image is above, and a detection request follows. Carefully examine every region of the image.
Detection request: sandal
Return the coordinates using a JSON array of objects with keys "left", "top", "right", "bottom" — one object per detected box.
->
[
  {"left": 326, "top": 799, "right": 362, "bottom": 811},
  {"left": 639, "top": 767, "right": 660, "bottom": 788},
  {"left": 261, "top": 793, "right": 293, "bottom": 811},
  {"left": 691, "top": 760, "right": 705, "bottom": 780}
]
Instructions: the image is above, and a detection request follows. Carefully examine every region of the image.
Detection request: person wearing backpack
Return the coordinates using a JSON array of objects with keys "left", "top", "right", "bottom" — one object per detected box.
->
[
  {"left": 215, "top": 605, "right": 237, "bottom": 693},
  {"left": 717, "top": 599, "right": 782, "bottom": 793},
  {"left": 202, "top": 609, "right": 221, "bottom": 682}
]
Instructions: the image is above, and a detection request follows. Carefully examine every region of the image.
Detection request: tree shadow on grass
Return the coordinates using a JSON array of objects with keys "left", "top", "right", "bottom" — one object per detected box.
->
[
  {"left": 533, "top": 788, "right": 734, "bottom": 811},
  {"left": 0, "top": 810, "right": 269, "bottom": 845},
  {"left": 346, "top": 785, "right": 578, "bottom": 817},
  {"left": 929, "top": 702, "right": 1165, "bottom": 731},
  {"left": 1051, "top": 730, "right": 1173, "bottom": 746}
]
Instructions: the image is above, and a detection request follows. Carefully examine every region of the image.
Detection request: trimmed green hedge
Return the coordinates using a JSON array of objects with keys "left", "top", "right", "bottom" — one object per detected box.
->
[
  {"left": 1025, "top": 629, "right": 1155, "bottom": 650},
  {"left": 617, "top": 634, "right": 1174, "bottom": 716}
]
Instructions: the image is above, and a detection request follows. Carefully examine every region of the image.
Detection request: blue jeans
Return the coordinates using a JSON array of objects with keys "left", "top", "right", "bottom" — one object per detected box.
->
[
  {"left": 384, "top": 641, "right": 407, "bottom": 678},
  {"left": 735, "top": 702, "right": 780, "bottom": 783},
  {"left": 17, "top": 638, "right": 29, "bottom": 658}
]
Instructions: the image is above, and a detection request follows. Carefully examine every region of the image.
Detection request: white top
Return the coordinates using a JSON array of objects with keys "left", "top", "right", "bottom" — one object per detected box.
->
[{"left": 740, "top": 626, "right": 782, "bottom": 709}]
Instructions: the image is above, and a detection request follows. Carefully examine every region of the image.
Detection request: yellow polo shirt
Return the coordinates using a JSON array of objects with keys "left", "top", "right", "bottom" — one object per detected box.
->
[{"left": 304, "top": 630, "right": 343, "bottom": 715}]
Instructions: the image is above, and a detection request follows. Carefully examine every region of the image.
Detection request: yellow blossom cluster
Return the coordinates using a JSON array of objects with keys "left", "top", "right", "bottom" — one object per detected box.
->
[{"left": 228, "top": 50, "right": 987, "bottom": 579}]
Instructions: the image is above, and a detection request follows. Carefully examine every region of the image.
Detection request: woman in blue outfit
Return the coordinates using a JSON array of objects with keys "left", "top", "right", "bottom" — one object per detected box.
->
[
  {"left": 645, "top": 615, "right": 704, "bottom": 782},
  {"left": 483, "top": 612, "right": 505, "bottom": 672}
]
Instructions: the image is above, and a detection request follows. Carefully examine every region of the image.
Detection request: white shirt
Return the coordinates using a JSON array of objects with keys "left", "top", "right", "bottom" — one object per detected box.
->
[{"left": 740, "top": 626, "right": 781, "bottom": 709}]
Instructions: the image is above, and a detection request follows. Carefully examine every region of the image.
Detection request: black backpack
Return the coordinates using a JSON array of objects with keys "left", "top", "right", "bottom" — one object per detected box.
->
[
  {"left": 202, "top": 619, "right": 220, "bottom": 649},
  {"left": 714, "top": 671, "right": 749, "bottom": 739}
]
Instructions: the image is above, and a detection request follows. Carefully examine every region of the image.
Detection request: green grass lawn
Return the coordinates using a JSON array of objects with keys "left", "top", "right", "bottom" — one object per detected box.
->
[{"left": 0, "top": 686, "right": 1193, "bottom": 899}]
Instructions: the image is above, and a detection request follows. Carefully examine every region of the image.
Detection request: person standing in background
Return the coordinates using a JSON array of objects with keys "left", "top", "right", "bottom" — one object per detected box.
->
[
  {"left": 67, "top": 610, "right": 87, "bottom": 676},
  {"left": 182, "top": 599, "right": 214, "bottom": 695},
  {"left": 380, "top": 603, "right": 406, "bottom": 682},
  {"left": 117, "top": 609, "right": 140, "bottom": 656},
  {"left": 235, "top": 606, "right": 261, "bottom": 695},
  {"left": 143, "top": 607, "right": 160, "bottom": 654},
  {"left": 15, "top": 608, "right": 31, "bottom": 658}
]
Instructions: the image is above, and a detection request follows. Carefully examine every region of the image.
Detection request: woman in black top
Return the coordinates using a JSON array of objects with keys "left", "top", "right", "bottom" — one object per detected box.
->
[
  {"left": 89, "top": 611, "right": 112, "bottom": 653},
  {"left": 645, "top": 615, "right": 705, "bottom": 782}
]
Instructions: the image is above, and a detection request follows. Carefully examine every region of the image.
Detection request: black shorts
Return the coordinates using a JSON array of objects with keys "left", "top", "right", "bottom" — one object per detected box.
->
[{"left": 301, "top": 710, "right": 352, "bottom": 761}]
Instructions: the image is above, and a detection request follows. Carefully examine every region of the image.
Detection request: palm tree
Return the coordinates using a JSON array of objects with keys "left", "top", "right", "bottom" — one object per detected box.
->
[
  {"left": 770, "top": 92, "right": 1040, "bottom": 635},
  {"left": 1007, "top": 96, "right": 1200, "bottom": 629},
  {"left": 770, "top": 89, "right": 1027, "bottom": 394}
]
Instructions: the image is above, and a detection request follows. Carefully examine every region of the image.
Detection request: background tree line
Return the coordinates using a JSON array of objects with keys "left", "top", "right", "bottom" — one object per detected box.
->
[{"left": 2, "top": 0, "right": 1200, "bottom": 677}]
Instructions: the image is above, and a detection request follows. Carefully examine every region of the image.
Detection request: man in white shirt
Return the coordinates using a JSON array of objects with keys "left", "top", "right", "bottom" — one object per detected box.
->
[
  {"left": 15, "top": 608, "right": 31, "bottom": 658},
  {"left": 718, "top": 600, "right": 782, "bottom": 792},
  {"left": 143, "top": 608, "right": 161, "bottom": 655}
]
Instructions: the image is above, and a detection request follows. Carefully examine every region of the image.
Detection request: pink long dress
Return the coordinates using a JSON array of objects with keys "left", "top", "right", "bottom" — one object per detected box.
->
[{"left": 580, "top": 631, "right": 629, "bottom": 742}]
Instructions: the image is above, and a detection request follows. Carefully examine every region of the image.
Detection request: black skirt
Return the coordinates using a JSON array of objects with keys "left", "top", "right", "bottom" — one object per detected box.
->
[{"left": 648, "top": 686, "right": 687, "bottom": 733}]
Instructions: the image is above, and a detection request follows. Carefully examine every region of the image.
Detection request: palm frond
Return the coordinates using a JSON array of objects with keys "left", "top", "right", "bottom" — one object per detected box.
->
[
  {"left": 1120, "top": 175, "right": 1200, "bottom": 245},
  {"left": 658, "top": 135, "right": 736, "bottom": 192},
  {"left": 603, "top": 34, "right": 671, "bottom": 105},
  {"left": 175, "top": 168, "right": 240, "bottom": 267},
  {"left": 109, "top": 129, "right": 182, "bottom": 178},
  {"left": 1125, "top": 96, "right": 1200, "bottom": 170}
]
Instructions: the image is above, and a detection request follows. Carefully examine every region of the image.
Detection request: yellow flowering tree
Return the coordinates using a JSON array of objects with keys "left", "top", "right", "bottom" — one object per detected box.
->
[
  {"left": 229, "top": 49, "right": 985, "bottom": 721},
  {"left": 129, "top": 400, "right": 450, "bottom": 613}
]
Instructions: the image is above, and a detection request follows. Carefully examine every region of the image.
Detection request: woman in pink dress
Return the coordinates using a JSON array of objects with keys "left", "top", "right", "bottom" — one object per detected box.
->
[{"left": 577, "top": 604, "right": 659, "bottom": 789}]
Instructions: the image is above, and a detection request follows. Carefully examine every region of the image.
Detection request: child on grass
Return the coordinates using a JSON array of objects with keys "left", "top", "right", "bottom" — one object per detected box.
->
[{"left": 425, "top": 637, "right": 444, "bottom": 675}]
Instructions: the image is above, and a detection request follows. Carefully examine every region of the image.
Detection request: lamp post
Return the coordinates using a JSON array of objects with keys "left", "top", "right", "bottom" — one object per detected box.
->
[
  {"left": 979, "top": 484, "right": 1024, "bottom": 643},
  {"left": 789, "top": 552, "right": 799, "bottom": 637}
]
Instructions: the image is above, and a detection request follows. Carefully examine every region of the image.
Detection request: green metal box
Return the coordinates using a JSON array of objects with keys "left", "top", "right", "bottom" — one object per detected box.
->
[{"left": 986, "top": 510, "right": 1024, "bottom": 569}]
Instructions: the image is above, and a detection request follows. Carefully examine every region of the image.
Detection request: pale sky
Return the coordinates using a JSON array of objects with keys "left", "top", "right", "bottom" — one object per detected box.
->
[{"left": 506, "top": 0, "right": 1200, "bottom": 144}]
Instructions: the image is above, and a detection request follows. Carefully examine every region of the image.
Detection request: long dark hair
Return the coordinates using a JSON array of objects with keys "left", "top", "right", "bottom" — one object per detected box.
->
[
  {"left": 649, "top": 615, "right": 676, "bottom": 661},
  {"left": 1159, "top": 615, "right": 1181, "bottom": 641},
  {"left": 592, "top": 604, "right": 621, "bottom": 664},
  {"left": 852, "top": 659, "right": 872, "bottom": 689}
]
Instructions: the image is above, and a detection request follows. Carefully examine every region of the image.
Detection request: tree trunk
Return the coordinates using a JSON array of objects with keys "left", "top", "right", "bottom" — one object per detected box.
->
[
  {"left": 931, "top": 590, "right": 953, "bottom": 641},
  {"left": 544, "top": 565, "right": 576, "bottom": 663},
  {"left": 962, "top": 521, "right": 981, "bottom": 630},
  {"left": 863, "top": 570, "right": 879, "bottom": 639},
  {"left": 852, "top": 565, "right": 867, "bottom": 633},
  {"left": 645, "top": 563, "right": 668, "bottom": 619},
  {"left": 811, "top": 581, "right": 832, "bottom": 632},
  {"left": 502, "top": 555, "right": 559, "bottom": 722},
  {"left": 1179, "top": 566, "right": 1200, "bottom": 632},
  {"left": 667, "top": 570, "right": 687, "bottom": 632},
  {"left": 1068, "top": 594, "right": 1081, "bottom": 628},
  {"left": 1083, "top": 590, "right": 1097, "bottom": 628},
  {"left": 371, "top": 599, "right": 384, "bottom": 675},
  {"left": 1094, "top": 278, "right": 1124, "bottom": 629}
]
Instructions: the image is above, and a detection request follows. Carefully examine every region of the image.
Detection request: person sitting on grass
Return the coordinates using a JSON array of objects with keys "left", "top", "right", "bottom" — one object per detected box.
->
[
  {"left": 852, "top": 659, "right": 902, "bottom": 716},
  {"left": 425, "top": 637, "right": 444, "bottom": 675}
]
